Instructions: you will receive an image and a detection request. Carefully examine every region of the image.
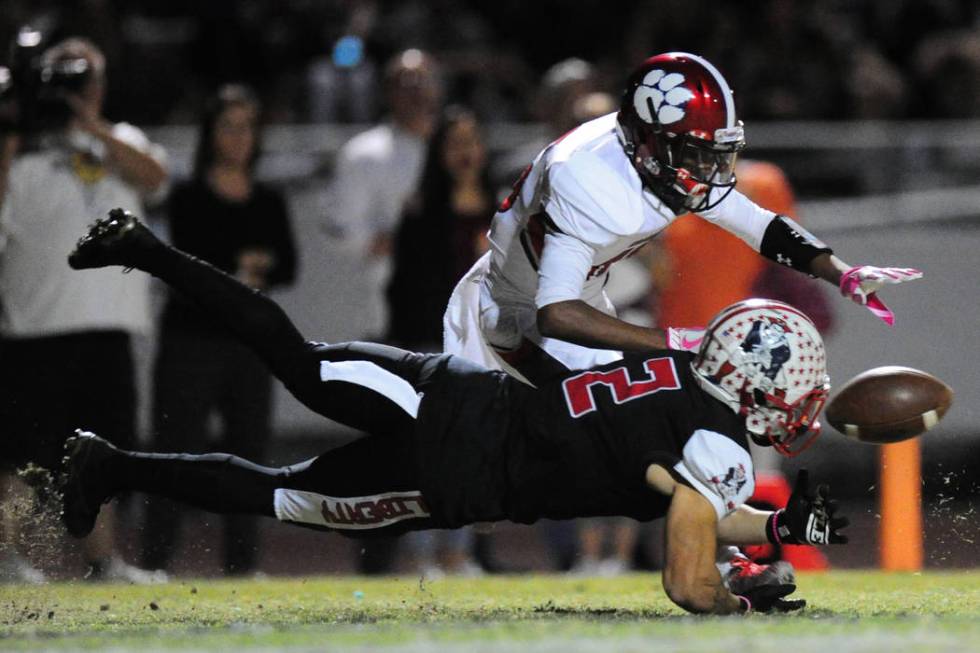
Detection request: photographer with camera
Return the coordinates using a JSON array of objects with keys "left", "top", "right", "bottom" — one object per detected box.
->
[{"left": 0, "top": 35, "right": 168, "bottom": 583}]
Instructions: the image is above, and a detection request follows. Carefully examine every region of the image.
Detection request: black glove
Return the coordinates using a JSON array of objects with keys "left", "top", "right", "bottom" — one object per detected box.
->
[
  {"left": 767, "top": 469, "right": 849, "bottom": 545},
  {"left": 737, "top": 584, "right": 807, "bottom": 613}
]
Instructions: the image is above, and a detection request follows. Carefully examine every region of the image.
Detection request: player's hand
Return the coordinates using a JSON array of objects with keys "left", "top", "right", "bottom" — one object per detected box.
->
[
  {"left": 666, "top": 327, "right": 705, "bottom": 352},
  {"left": 839, "top": 265, "right": 922, "bottom": 326},
  {"left": 769, "top": 469, "right": 849, "bottom": 545},
  {"left": 738, "top": 584, "right": 807, "bottom": 614}
]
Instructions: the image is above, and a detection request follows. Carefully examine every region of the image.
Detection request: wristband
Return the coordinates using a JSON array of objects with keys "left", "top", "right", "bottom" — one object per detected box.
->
[
  {"left": 766, "top": 509, "right": 784, "bottom": 545},
  {"left": 737, "top": 595, "right": 752, "bottom": 613},
  {"left": 759, "top": 215, "right": 832, "bottom": 274}
]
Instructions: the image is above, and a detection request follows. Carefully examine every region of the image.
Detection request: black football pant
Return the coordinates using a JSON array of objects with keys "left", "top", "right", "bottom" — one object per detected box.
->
[{"left": 108, "top": 242, "right": 450, "bottom": 537}]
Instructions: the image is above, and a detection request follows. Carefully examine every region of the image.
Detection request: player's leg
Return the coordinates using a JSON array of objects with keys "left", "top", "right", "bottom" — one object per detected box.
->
[
  {"left": 67, "top": 210, "right": 443, "bottom": 435},
  {"left": 68, "top": 210, "right": 307, "bottom": 384},
  {"left": 268, "top": 434, "right": 440, "bottom": 536},
  {"left": 62, "top": 429, "right": 442, "bottom": 540},
  {"left": 62, "top": 431, "right": 281, "bottom": 538},
  {"left": 279, "top": 340, "right": 442, "bottom": 436}
]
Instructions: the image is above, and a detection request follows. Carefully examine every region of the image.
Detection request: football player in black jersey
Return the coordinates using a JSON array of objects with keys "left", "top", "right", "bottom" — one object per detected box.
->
[{"left": 61, "top": 210, "right": 847, "bottom": 615}]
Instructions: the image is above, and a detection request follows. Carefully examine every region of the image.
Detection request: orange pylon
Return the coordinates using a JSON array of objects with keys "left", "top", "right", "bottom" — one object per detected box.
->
[{"left": 879, "top": 438, "right": 923, "bottom": 570}]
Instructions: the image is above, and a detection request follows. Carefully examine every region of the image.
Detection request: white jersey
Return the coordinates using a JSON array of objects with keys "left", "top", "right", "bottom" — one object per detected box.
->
[{"left": 444, "top": 112, "right": 776, "bottom": 377}]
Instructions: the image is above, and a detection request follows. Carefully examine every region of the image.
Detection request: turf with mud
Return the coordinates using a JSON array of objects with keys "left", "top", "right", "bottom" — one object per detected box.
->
[{"left": 2, "top": 571, "right": 978, "bottom": 651}]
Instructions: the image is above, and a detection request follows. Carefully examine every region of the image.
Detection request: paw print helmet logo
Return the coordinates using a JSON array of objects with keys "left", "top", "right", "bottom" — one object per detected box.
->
[
  {"left": 632, "top": 68, "right": 695, "bottom": 126},
  {"left": 616, "top": 52, "right": 745, "bottom": 212}
]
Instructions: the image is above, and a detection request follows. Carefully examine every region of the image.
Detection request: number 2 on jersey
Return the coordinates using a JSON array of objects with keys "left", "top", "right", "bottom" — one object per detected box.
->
[{"left": 562, "top": 357, "right": 681, "bottom": 418}]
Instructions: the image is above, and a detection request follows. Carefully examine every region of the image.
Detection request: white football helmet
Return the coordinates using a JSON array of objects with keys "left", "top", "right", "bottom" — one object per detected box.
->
[{"left": 692, "top": 299, "right": 830, "bottom": 456}]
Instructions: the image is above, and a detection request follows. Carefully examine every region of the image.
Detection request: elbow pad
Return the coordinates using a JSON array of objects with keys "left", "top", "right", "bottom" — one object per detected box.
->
[{"left": 759, "top": 215, "right": 833, "bottom": 274}]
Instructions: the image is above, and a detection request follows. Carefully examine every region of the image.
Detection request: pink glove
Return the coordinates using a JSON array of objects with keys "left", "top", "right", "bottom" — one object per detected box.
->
[
  {"left": 839, "top": 266, "right": 923, "bottom": 326},
  {"left": 667, "top": 327, "right": 706, "bottom": 352}
]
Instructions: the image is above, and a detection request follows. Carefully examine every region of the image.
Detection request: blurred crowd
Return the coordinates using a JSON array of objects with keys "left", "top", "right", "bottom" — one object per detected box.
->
[
  {"left": 0, "top": 1, "right": 972, "bottom": 582},
  {"left": 3, "top": 0, "right": 980, "bottom": 125}
]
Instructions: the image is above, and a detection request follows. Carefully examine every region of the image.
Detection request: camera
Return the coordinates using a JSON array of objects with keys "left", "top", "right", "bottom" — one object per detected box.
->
[{"left": 0, "top": 26, "right": 92, "bottom": 136}]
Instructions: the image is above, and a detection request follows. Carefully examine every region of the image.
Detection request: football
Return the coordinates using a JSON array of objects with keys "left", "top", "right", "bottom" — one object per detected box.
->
[{"left": 824, "top": 366, "right": 954, "bottom": 444}]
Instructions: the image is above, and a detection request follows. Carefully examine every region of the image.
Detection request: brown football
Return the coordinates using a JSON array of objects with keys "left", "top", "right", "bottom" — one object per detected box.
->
[{"left": 824, "top": 366, "right": 954, "bottom": 444}]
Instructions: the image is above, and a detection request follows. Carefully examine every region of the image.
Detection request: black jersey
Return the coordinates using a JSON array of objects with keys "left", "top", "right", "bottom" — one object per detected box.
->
[
  {"left": 414, "top": 350, "right": 754, "bottom": 529},
  {"left": 503, "top": 351, "right": 752, "bottom": 524}
]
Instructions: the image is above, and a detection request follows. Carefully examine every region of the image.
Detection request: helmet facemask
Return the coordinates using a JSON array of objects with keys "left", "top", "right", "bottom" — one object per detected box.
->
[
  {"left": 744, "top": 379, "right": 830, "bottom": 457},
  {"left": 661, "top": 128, "right": 744, "bottom": 211},
  {"left": 620, "top": 107, "right": 745, "bottom": 213}
]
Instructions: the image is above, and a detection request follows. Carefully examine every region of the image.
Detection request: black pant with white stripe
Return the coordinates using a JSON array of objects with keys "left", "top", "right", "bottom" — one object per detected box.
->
[{"left": 107, "top": 242, "right": 451, "bottom": 535}]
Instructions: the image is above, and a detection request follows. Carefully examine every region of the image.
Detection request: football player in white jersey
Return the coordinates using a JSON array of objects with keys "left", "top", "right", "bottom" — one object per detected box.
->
[{"left": 444, "top": 52, "right": 921, "bottom": 386}]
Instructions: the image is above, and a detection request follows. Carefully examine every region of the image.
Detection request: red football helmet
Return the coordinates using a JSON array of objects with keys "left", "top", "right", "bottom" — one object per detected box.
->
[{"left": 616, "top": 52, "right": 745, "bottom": 212}]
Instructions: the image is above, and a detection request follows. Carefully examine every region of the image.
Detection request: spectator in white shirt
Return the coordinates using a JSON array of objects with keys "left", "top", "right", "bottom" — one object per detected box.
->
[
  {"left": 0, "top": 37, "right": 168, "bottom": 583},
  {"left": 325, "top": 48, "right": 442, "bottom": 338}
]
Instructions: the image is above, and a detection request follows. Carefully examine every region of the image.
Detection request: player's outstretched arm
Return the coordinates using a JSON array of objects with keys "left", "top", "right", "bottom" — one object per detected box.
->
[
  {"left": 662, "top": 483, "right": 744, "bottom": 614},
  {"left": 715, "top": 470, "right": 849, "bottom": 547},
  {"left": 537, "top": 300, "right": 668, "bottom": 352},
  {"left": 664, "top": 487, "right": 806, "bottom": 614},
  {"left": 716, "top": 503, "right": 771, "bottom": 545},
  {"left": 756, "top": 214, "right": 922, "bottom": 325},
  {"left": 710, "top": 194, "right": 922, "bottom": 324},
  {"left": 534, "top": 229, "right": 671, "bottom": 352}
]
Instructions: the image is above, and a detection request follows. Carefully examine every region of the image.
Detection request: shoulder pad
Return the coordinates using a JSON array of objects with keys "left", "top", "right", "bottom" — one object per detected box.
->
[
  {"left": 547, "top": 151, "right": 644, "bottom": 243},
  {"left": 673, "top": 429, "right": 755, "bottom": 520}
]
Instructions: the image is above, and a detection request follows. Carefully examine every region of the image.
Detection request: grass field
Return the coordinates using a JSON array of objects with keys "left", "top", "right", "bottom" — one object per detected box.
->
[{"left": 2, "top": 571, "right": 979, "bottom": 652}]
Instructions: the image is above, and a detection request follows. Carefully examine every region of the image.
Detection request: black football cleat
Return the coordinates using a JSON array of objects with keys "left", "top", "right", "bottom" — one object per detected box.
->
[
  {"left": 68, "top": 208, "right": 159, "bottom": 270},
  {"left": 62, "top": 430, "right": 120, "bottom": 538}
]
